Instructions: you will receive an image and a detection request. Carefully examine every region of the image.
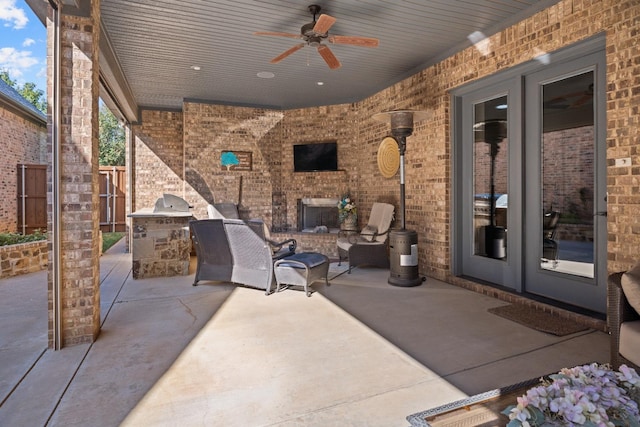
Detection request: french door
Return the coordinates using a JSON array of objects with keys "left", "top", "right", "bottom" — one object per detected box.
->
[
  {"left": 523, "top": 52, "right": 607, "bottom": 313},
  {"left": 454, "top": 39, "right": 607, "bottom": 313}
]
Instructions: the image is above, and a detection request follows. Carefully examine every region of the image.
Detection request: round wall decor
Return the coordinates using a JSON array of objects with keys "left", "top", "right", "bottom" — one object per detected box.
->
[{"left": 377, "top": 136, "right": 400, "bottom": 178}]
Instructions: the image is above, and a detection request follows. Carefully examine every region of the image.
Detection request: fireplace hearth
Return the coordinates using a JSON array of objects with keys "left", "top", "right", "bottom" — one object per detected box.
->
[{"left": 298, "top": 198, "right": 340, "bottom": 233}]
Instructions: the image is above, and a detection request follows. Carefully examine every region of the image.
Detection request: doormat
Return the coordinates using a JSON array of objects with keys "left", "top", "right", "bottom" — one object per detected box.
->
[{"left": 488, "top": 304, "right": 589, "bottom": 336}]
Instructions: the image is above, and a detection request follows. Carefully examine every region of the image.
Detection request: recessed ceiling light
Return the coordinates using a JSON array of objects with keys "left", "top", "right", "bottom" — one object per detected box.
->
[
  {"left": 496, "top": 104, "right": 508, "bottom": 110},
  {"left": 317, "top": 81, "right": 324, "bottom": 86},
  {"left": 257, "top": 71, "right": 275, "bottom": 79},
  {"left": 190, "top": 65, "right": 201, "bottom": 71}
]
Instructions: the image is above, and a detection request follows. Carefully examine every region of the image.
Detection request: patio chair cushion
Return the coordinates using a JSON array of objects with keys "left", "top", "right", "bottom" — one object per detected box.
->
[
  {"left": 277, "top": 252, "right": 327, "bottom": 269},
  {"left": 621, "top": 262, "right": 640, "bottom": 315},
  {"left": 361, "top": 225, "right": 378, "bottom": 242},
  {"left": 367, "top": 202, "right": 394, "bottom": 243},
  {"left": 620, "top": 320, "right": 640, "bottom": 366}
]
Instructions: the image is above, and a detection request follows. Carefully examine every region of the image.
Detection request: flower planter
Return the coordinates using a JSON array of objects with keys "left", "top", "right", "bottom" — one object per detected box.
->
[{"left": 340, "top": 214, "right": 357, "bottom": 231}]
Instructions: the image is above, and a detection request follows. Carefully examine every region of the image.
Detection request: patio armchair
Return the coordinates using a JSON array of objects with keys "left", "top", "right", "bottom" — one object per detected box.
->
[
  {"left": 207, "top": 203, "right": 240, "bottom": 219},
  {"left": 336, "top": 202, "right": 395, "bottom": 273},
  {"left": 607, "top": 270, "right": 640, "bottom": 369},
  {"left": 247, "top": 219, "right": 297, "bottom": 260},
  {"left": 190, "top": 219, "right": 275, "bottom": 294}
]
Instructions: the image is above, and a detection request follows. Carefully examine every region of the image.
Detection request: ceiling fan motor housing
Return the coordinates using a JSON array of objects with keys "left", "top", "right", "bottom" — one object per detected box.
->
[{"left": 301, "top": 22, "right": 326, "bottom": 46}]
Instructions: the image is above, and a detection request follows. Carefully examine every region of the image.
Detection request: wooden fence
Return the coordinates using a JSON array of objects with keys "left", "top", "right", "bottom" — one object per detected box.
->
[
  {"left": 99, "top": 166, "right": 126, "bottom": 232},
  {"left": 17, "top": 164, "right": 47, "bottom": 235},
  {"left": 17, "top": 164, "right": 127, "bottom": 234}
]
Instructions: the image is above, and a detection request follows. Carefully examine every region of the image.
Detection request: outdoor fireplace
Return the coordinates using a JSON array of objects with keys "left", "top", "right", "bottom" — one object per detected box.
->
[{"left": 298, "top": 198, "right": 340, "bottom": 232}]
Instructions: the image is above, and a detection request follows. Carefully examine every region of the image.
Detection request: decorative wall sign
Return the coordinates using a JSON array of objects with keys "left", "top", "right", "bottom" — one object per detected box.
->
[
  {"left": 377, "top": 136, "right": 400, "bottom": 178},
  {"left": 221, "top": 150, "right": 252, "bottom": 171}
]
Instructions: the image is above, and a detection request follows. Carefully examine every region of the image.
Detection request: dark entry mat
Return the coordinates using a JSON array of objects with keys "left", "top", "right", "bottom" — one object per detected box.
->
[{"left": 488, "top": 303, "right": 589, "bottom": 336}]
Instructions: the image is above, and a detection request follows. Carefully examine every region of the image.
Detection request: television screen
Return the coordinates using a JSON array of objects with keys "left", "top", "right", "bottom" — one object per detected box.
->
[{"left": 293, "top": 142, "right": 338, "bottom": 172}]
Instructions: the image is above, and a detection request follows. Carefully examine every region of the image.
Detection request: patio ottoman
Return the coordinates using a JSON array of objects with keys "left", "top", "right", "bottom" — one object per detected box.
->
[{"left": 273, "top": 252, "right": 330, "bottom": 297}]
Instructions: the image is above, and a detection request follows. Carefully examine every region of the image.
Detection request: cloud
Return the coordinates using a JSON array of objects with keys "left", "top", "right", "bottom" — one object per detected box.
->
[
  {"left": 0, "top": 46, "right": 39, "bottom": 80},
  {"left": 22, "top": 37, "right": 35, "bottom": 47},
  {"left": 0, "top": 0, "right": 29, "bottom": 29}
]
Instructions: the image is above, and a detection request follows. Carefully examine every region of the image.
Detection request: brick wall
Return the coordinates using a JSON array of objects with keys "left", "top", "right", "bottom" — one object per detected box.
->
[
  {"left": 131, "top": 0, "right": 640, "bottom": 279},
  {"left": 131, "top": 110, "right": 184, "bottom": 213},
  {"left": 0, "top": 107, "right": 46, "bottom": 232},
  {"left": 181, "top": 103, "right": 279, "bottom": 222}
]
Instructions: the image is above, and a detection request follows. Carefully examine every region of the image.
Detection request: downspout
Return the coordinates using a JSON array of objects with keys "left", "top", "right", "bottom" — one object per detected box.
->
[{"left": 49, "top": 0, "right": 62, "bottom": 350}]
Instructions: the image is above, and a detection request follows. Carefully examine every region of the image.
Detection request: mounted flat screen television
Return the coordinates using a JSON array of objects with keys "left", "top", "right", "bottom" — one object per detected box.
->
[{"left": 293, "top": 141, "right": 338, "bottom": 172}]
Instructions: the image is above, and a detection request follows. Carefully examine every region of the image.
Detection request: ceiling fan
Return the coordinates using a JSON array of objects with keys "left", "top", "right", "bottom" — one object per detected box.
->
[
  {"left": 544, "top": 83, "right": 594, "bottom": 110},
  {"left": 254, "top": 4, "right": 379, "bottom": 70}
]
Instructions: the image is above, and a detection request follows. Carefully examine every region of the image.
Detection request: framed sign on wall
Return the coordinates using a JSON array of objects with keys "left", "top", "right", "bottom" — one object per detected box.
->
[{"left": 221, "top": 150, "right": 252, "bottom": 171}]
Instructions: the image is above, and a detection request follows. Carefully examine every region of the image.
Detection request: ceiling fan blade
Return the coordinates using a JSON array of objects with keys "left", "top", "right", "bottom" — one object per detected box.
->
[
  {"left": 329, "top": 35, "right": 379, "bottom": 48},
  {"left": 270, "top": 43, "right": 305, "bottom": 64},
  {"left": 317, "top": 45, "right": 341, "bottom": 69},
  {"left": 254, "top": 31, "right": 301, "bottom": 39},
  {"left": 313, "top": 14, "right": 336, "bottom": 34}
]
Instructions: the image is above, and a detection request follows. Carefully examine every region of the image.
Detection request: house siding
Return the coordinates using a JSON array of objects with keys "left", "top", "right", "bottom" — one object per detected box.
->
[{"left": 0, "top": 106, "right": 46, "bottom": 233}]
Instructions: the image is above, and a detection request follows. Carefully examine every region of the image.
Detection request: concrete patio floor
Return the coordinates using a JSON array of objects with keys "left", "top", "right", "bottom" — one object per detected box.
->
[{"left": 0, "top": 239, "right": 609, "bottom": 426}]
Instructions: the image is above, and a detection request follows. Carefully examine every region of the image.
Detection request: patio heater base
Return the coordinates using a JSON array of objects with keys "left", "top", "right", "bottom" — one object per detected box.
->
[{"left": 388, "top": 229, "right": 423, "bottom": 287}]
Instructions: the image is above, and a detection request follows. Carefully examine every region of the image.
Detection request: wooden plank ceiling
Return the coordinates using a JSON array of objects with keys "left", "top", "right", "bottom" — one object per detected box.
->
[{"left": 99, "top": 0, "right": 559, "bottom": 111}]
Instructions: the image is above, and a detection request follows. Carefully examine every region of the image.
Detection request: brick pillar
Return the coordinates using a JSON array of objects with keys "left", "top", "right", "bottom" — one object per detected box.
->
[{"left": 48, "top": 1, "right": 101, "bottom": 348}]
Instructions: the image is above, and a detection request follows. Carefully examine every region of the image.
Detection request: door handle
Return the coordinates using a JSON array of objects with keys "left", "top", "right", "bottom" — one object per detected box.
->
[{"left": 594, "top": 211, "right": 607, "bottom": 217}]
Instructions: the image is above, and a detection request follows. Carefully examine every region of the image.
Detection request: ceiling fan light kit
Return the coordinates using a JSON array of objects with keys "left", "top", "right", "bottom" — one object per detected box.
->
[{"left": 254, "top": 4, "right": 379, "bottom": 70}]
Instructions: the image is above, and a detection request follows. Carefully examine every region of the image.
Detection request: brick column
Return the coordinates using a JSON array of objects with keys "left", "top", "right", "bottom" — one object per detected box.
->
[{"left": 48, "top": 1, "right": 101, "bottom": 348}]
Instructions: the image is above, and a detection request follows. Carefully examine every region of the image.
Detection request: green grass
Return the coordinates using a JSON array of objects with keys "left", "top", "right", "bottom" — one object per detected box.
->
[
  {"left": 0, "top": 230, "right": 125, "bottom": 253},
  {"left": 102, "top": 232, "right": 125, "bottom": 253}
]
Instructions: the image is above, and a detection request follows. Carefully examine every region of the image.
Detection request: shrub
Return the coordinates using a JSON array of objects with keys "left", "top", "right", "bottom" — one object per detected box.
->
[{"left": 0, "top": 230, "right": 48, "bottom": 247}]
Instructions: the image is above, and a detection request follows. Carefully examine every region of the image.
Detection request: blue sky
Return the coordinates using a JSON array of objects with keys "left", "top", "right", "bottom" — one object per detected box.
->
[{"left": 0, "top": 0, "right": 47, "bottom": 93}]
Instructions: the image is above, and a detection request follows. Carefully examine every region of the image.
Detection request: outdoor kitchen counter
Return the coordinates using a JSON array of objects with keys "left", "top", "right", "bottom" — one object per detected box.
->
[{"left": 128, "top": 209, "right": 193, "bottom": 279}]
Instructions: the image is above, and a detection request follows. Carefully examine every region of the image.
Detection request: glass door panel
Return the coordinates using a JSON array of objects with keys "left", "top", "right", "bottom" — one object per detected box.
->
[
  {"left": 540, "top": 72, "right": 594, "bottom": 278},
  {"left": 473, "top": 96, "right": 508, "bottom": 260},
  {"left": 455, "top": 78, "right": 521, "bottom": 290}
]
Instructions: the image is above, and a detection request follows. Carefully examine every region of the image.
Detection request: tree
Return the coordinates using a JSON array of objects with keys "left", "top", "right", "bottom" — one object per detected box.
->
[
  {"left": 0, "top": 70, "right": 46, "bottom": 113},
  {"left": 99, "top": 104, "right": 125, "bottom": 166}
]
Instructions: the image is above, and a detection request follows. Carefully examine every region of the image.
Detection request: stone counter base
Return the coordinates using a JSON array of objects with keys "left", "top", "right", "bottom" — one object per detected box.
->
[{"left": 131, "top": 216, "right": 192, "bottom": 279}]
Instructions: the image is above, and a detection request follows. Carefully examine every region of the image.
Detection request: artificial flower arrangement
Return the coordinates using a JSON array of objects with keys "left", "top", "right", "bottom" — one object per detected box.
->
[
  {"left": 503, "top": 363, "right": 640, "bottom": 427},
  {"left": 337, "top": 195, "right": 357, "bottom": 223}
]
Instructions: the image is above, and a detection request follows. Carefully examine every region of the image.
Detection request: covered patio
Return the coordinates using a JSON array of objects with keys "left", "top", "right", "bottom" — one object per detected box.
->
[
  {"left": 28, "top": 0, "right": 640, "bottom": 349},
  {"left": 5, "top": 0, "right": 638, "bottom": 422},
  {"left": 0, "top": 242, "right": 608, "bottom": 425}
]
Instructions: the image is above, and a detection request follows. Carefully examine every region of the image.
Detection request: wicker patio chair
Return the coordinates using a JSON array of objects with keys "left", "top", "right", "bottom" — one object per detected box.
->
[
  {"left": 190, "top": 219, "right": 276, "bottom": 294},
  {"left": 607, "top": 271, "right": 640, "bottom": 370},
  {"left": 542, "top": 210, "right": 560, "bottom": 267},
  {"left": 207, "top": 203, "right": 240, "bottom": 219},
  {"left": 246, "top": 219, "right": 297, "bottom": 260},
  {"left": 190, "top": 219, "right": 233, "bottom": 286}
]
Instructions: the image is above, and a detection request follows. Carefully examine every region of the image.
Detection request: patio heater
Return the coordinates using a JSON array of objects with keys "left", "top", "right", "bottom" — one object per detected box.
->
[{"left": 373, "top": 110, "right": 429, "bottom": 287}]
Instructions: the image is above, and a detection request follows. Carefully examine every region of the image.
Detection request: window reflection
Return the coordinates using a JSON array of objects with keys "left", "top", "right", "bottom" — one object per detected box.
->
[
  {"left": 540, "top": 71, "right": 594, "bottom": 277},
  {"left": 473, "top": 96, "right": 508, "bottom": 259}
]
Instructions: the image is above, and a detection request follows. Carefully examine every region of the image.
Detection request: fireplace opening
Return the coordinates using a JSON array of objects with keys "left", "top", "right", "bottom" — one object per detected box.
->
[{"left": 298, "top": 198, "right": 340, "bottom": 233}]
